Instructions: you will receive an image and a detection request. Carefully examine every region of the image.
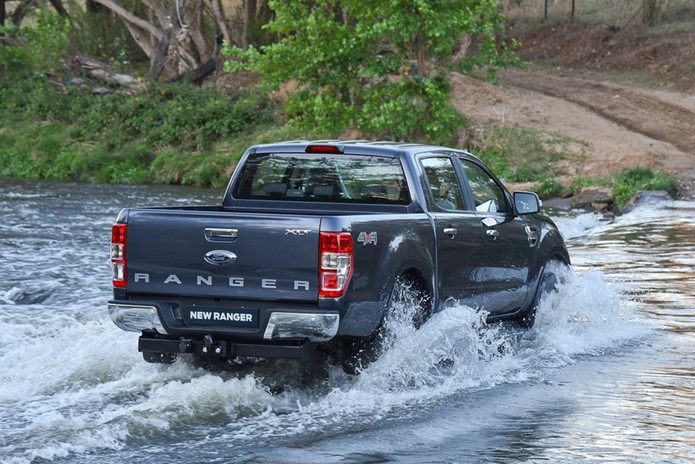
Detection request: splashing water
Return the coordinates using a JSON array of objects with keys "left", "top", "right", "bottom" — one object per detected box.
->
[
  {"left": 0, "top": 263, "right": 650, "bottom": 463},
  {"left": 0, "top": 182, "right": 666, "bottom": 463}
]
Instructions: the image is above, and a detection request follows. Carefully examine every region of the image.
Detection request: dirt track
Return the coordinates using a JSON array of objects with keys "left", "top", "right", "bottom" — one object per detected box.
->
[{"left": 449, "top": 68, "right": 695, "bottom": 198}]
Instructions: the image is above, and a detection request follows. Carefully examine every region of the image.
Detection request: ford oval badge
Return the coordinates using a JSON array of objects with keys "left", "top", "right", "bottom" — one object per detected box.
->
[{"left": 204, "top": 250, "right": 237, "bottom": 266}]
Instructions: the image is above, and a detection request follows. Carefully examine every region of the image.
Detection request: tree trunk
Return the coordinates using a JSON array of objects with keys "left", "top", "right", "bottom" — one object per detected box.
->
[
  {"left": 84, "top": 0, "right": 221, "bottom": 81},
  {"left": 1, "top": 0, "right": 6, "bottom": 28},
  {"left": 188, "top": 1, "right": 211, "bottom": 62},
  {"left": 210, "top": 0, "right": 231, "bottom": 46},
  {"left": 122, "top": 19, "right": 156, "bottom": 59},
  {"left": 11, "top": 0, "right": 34, "bottom": 26},
  {"left": 416, "top": 28, "right": 425, "bottom": 77},
  {"left": 242, "top": 0, "right": 256, "bottom": 49},
  {"left": 86, "top": 0, "right": 104, "bottom": 14},
  {"left": 168, "top": 56, "right": 216, "bottom": 85},
  {"left": 89, "top": 0, "right": 163, "bottom": 39},
  {"left": 149, "top": 24, "right": 173, "bottom": 80},
  {"left": 47, "top": 0, "right": 69, "bottom": 18}
]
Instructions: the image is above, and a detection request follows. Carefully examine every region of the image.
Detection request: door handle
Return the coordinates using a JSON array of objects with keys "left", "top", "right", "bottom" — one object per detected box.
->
[
  {"left": 443, "top": 227, "right": 457, "bottom": 237},
  {"left": 205, "top": 228, "right": 239, "bottom": 241},
  {"left": 486, "top": 229, "right": 499, "bottom": 240}
]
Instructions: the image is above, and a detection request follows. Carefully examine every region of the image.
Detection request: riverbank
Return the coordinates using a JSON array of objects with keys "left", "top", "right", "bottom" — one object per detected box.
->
[{"left": 2, "top": 10, "right": 692, "bottom": 209}]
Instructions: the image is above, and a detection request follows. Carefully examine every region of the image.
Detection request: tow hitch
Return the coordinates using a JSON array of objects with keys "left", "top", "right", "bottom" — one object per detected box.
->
[{"left": 201, "top": 334, "right": 226, "bottom": 356}]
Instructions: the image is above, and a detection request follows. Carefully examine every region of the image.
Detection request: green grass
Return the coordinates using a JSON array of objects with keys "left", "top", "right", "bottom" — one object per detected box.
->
[
  {"left": 0, "top": 75, "right": 680, "bottom": 209},
  {"left": 469, "top": 125, "right": 583, "bottom": 185},
  {"left": 465, "top": 124, "right": 678, "bottom": 208},
  {"left": 0, "top": 79, "right": 282, "bottom": 186},
  {"left": 612, "top": 167, "right": 678, "bottom": 207}
]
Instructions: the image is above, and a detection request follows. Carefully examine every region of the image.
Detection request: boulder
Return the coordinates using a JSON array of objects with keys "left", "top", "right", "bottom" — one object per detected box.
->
[
  {"left": 571, "top": 186, "right": 614, "bottom": 210},
  {"left": 621, "top": 190, "right": 673, "bottom": 214}
]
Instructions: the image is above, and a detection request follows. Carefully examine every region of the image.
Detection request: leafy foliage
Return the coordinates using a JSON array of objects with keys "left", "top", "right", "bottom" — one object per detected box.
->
[
  {"left": 224, "top": 0, "right": 519, "bottom": 143},
  {"left": 0, "top": 10, "right": 70, "bottom": 77},
  {"left": 0, "top": 80, "right": 274, "bottom": 186},
  {"left": 613, "top": 167, "right": 678, "bottom": 207}
]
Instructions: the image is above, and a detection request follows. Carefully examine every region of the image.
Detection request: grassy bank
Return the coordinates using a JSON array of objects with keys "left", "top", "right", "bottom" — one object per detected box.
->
[
  {"left": 0, "top": 79, "right": 677, "bottom": 207},
  {"left": 0, "top": 79, "right": 299, "bottom": 187}
]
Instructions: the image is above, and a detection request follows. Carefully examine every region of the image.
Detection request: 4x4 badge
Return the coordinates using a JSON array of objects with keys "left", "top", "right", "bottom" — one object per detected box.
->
[{"left": 358, "top": 231, "right": 378, "bottom": 246}]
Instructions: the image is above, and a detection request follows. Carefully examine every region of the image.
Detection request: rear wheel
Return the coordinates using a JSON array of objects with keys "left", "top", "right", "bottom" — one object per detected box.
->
[
  {"left": 342, "top": 274, "right": 431, "bottom": 374},
  {"left": 519, "top": 259, "right": 567, "bottom": 328}
]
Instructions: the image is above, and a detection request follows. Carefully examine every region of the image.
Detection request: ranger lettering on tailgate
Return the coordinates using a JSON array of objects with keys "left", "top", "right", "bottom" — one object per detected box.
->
[{"left": 133, "top": 272, "right": 311, "bottom": 290}]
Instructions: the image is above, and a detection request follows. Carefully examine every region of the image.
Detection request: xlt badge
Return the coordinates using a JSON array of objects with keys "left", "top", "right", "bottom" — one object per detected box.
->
[{"left": 285, "top": 229, "right": 310, "bottom": 236}]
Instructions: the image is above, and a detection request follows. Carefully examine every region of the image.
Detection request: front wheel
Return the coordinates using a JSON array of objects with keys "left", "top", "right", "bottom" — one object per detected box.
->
[
  {"left": 519, "top": 260, "right": 568, "bottom": 328},
  {"left": 342, "top": 275, "right": 431, "bottom": 374}
]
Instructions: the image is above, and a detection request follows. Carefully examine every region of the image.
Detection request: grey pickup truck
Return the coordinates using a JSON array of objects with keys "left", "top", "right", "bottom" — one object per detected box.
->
[{"left": 109, "top": 140, "right": 569, "bottom": 372}]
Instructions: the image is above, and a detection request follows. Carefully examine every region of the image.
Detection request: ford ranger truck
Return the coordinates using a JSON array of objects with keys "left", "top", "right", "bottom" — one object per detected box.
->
[{"left": 108, "top": 141, "right": 569, "bottom": 372}]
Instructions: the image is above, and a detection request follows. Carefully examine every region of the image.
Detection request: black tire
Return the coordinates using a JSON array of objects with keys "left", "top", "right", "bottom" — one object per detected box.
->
[
  {"left": 519, "top": 260, "right": 566, "bottom": 328},
  {"left": 342, "top": 274, "right": 431, "bottom": 374}
]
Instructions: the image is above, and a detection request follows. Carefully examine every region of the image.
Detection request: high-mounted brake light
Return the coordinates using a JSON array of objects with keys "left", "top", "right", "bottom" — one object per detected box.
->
[
  {"left": 111, "top": 223, "right": 127, "bottom": 288},
  {"left": 319, "top": 232, "right": 353, "bottom": 298},
  {"left": 306, "top": 145, "right": 343, "bottom": 154}
]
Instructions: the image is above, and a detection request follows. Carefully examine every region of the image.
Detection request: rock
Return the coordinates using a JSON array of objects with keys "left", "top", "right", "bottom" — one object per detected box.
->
[
  {"left": 621, "top": 190, "right": 673, "bottom": 214},
  {"left": 571, "top": 186, "right": 613, "bottom": 210},
  {"left": 91, "top": 86, "right": 112, "bottom": 95},
  {"left": 543, "top": 197, "right": 573, "bottom": 211}
]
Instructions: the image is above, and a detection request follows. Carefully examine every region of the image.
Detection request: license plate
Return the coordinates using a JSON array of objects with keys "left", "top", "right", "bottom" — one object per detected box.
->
[{"left": 183, "top": 307, "right": 258, "bottom": 328}]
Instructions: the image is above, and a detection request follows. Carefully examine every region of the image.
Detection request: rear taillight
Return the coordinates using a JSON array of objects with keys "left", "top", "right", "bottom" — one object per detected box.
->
[
  {"left": 111, "top": 223, "right": 127, "bottom": 288},
  {"left": 319, "top": 232, "right": 354, "bottom": 298}
]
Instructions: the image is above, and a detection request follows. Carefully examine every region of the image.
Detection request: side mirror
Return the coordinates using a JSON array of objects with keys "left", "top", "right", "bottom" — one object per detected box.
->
[{"left": 514, "top": 191, "right": 541, "bottom": 215}]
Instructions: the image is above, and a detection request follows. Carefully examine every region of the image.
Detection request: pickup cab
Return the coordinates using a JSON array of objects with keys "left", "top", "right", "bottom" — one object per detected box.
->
[{"left": 109, "top": 141, "right": 569, "bottom": 372}]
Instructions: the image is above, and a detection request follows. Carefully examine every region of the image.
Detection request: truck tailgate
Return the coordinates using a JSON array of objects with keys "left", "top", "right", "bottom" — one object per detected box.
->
[{"left": 124, "top": 209, "right": 320, "bottom": 302}]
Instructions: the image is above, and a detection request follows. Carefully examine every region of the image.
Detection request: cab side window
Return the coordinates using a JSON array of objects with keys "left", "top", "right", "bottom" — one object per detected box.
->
[
  {"left": 459, "top": 159, "right": 510, "bottom": 214},
  {"left": 421, "top": 157, "right": 465, "bottom": 211}
]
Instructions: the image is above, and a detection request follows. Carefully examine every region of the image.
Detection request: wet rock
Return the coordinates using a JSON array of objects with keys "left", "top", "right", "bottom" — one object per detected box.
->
[
  {"left": 571, "top": 186, "right": 614, "bottom": 211},
  {"left": 542, "top": 197, "right": 573, "bottom": 211},
  {"left": 621, "top": 190, "right": 673, "bottom": 214}
]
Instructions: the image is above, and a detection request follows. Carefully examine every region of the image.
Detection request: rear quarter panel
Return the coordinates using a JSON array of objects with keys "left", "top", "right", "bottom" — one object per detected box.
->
[{"left": 320, "top": 214, "right": 436, "bottom": 337}]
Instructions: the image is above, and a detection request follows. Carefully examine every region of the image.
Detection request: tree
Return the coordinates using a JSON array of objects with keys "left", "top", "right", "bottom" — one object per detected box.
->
[
  {"left": 241, "top": 0, "right": 273, "bottom": 49},
  {"left": 0, "top": 8, "right": 70, "bottom": 79},
  {"left": 86, "top": 0, "right": 232, "bottom": 80},
  {"left": 225, "top": 0, "right": 518, "bottom": 143}
]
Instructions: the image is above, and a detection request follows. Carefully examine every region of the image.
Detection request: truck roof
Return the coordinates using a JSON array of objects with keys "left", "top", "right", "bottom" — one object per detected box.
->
[{"left": 251, "top": 140, "right": 476, "bottom": 159}]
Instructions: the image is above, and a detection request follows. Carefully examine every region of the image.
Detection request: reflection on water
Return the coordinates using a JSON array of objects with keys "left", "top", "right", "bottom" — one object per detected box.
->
[{"left": 0, "top": 180, "right": 694, "bottom": 464}]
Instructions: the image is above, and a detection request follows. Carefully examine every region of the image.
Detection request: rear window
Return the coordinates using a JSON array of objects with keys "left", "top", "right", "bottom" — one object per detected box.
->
[{"left": 232, "top": 153, "right": 410, "bottom": 204}]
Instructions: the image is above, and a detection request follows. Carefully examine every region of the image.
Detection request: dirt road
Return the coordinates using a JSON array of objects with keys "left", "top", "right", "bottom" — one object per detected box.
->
[{"left": 449, "top": 68, "right": 695, "bottom": 198}]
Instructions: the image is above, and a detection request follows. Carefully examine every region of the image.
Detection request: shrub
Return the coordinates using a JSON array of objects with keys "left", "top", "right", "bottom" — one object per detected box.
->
[
  {"left": 613, "top": 167, "right": 678, "bottom": 207},
  {"left": 0, "top": 78, "right": 274, "bottom": 185}
]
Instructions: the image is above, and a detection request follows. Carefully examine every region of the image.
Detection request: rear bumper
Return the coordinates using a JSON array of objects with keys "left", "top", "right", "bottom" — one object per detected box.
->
[
  {"left": 138, "top": 333, "right": 318, "bottom": 361},
  {"left": 108, "top": 302, "right": 339, "bottom": 341}
]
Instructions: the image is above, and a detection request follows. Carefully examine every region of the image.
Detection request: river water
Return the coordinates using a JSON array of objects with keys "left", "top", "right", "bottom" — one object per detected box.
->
[{"left": 0, "top": 180, "right": 693, "bottom": 464}]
